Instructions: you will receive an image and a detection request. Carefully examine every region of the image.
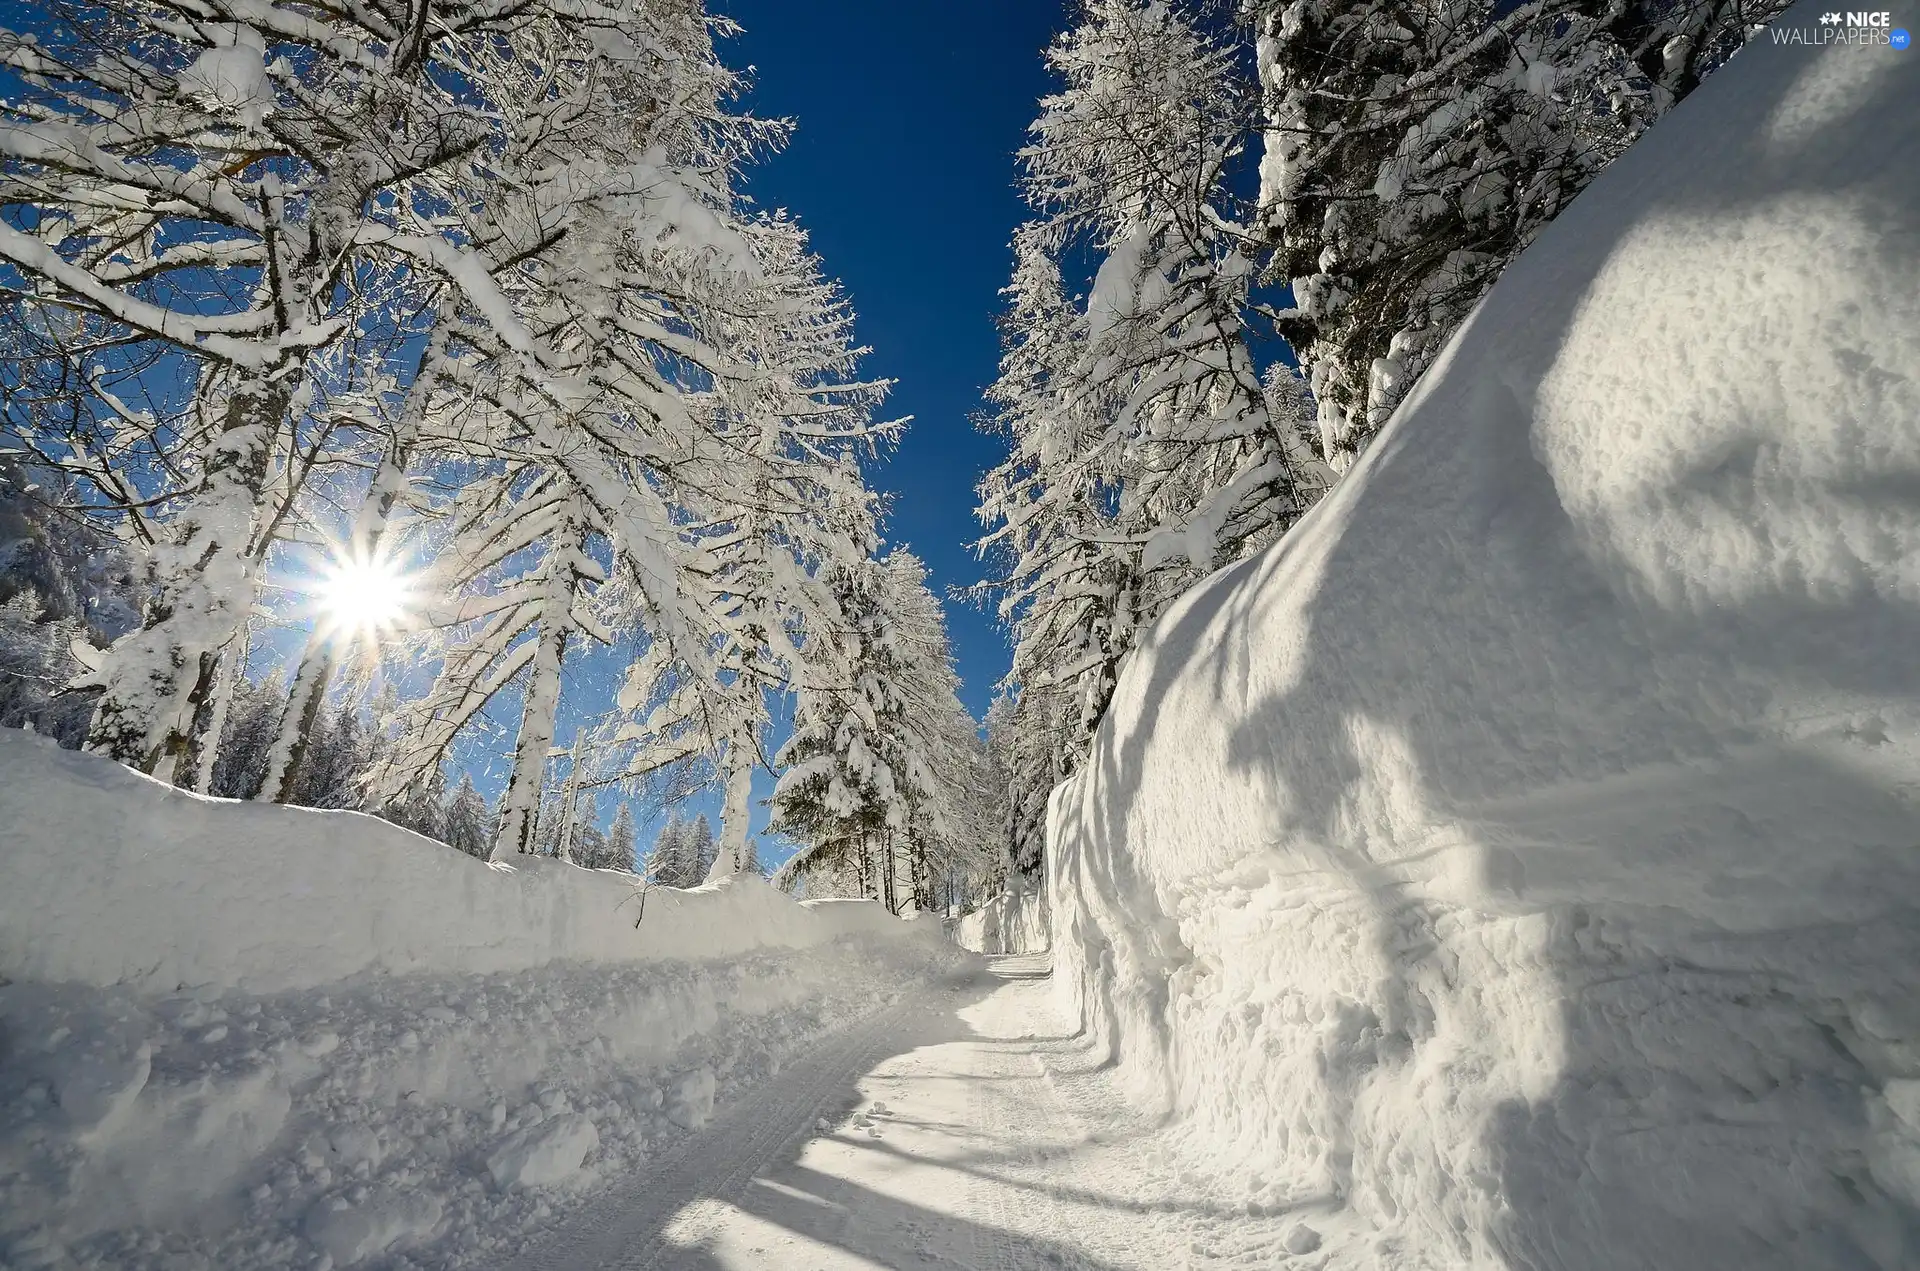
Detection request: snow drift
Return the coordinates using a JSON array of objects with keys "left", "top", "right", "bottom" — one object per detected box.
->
[
  {"left": 0, "top": 730, "right": 962, "bottom": 1269},
  {"left": 0, "top": 731, "right": 903, "bottom": 996},
  {"left": 1048, "top": 11, "right": 1920, "bottom": 1269},
  {"left": 953, "top": 885, "right": 1049, "bottom": 955}
]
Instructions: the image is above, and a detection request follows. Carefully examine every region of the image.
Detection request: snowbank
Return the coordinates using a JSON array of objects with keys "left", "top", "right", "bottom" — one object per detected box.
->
[
  {"left": 0, "top": 730, "right": 962, "bottom": 1268},
  {"left": 1049, "top": 10, "right": 1920, "bottom": 1268},
  {"left": 0, "top": 730, "right": 930, "bottom": 995},
  {"left": 953, "top": 885, "right": 1049, "bottom": 955}
]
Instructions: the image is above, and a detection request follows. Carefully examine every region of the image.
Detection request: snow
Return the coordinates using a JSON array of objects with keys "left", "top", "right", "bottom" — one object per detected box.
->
[
  {"left": 0, "top": 730, "right": 924, "bottom": 995},
  {"left": 1049, "top": 12, "right": 1920, "bottom": 1268},
  {"left": 0, "top": 730, "right": 962, "bottom": 1269},
  {"left": 952, "top": 885, "right": 1049, "bottom": 955},
  {"left": 485, "top": 1115, "right": 602, "bottom": 1189},
  {"left": 303, "top": 1191, "right": 444, "bottom": 1267},
  {"left": 505, "top": 954, "right": 1322, "bottom": 1270},
  {"left": 178, "top": 39, "right": 274, "bottom": 127}
]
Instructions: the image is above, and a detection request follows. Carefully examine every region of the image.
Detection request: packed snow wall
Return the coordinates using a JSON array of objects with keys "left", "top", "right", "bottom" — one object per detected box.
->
[
  {"left": 0, "top": 731, "right": 960, "bottom": 1268},
  {"left": 0, "top": 730, "right": 925, "bottom": 996},
  {"left": 1047, "top": 9, "right": 1920, "bottom": 1268},
  {"left": 952, "top": 885, "right": 1049, "bottom": 955}
]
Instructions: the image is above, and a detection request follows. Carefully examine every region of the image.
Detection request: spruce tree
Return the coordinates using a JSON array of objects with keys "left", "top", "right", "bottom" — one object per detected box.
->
[
  {"left": 606, "top": 804, "right": 639, "bottom": 874},
  {"left": 444, "top": 776, "right": 495, "bottom": 861}
]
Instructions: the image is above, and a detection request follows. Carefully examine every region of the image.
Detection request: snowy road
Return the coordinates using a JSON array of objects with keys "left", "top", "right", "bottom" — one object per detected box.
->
[{"left": 508, "top": 953, "right": 1304, "bottom": 1270}]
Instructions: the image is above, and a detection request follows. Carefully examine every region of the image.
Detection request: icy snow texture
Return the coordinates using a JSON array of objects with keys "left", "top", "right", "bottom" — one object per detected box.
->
[
  {"left": 0, "top": 732, "right": 961, "bottom": 1268},
  {"left": 1049, "top": 12, "right": 1920, "bottom": 1269}
]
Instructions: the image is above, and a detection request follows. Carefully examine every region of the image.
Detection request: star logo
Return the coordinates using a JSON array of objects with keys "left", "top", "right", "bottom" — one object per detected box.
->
[{"left": 1820, "top": 11, "right": 1842, "bottom": 21}]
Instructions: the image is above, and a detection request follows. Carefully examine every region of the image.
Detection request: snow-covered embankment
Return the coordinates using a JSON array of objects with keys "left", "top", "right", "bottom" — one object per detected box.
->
[
  {"left": 952, "top": 884, "right": 1049, "bottom": 955},
  {"left": 1048, "top": 10, "right": 1920, "bottom": 1267},
  {"left": 0, "top": 731, "right": 961, "bottom": 1269}
]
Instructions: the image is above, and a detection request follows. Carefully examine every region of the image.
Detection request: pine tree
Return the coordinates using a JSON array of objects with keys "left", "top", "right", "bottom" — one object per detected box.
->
[
  {"left": 605, "top": 803, "right": 639, "bottom": 874},
  {"left": 771, "top": 560, "right": 912, "bottom": 898},
  {"left": 286, "top": 701, "right": 373, "bottom": 811},
  {"left": 977, "top": 0, "right": 1331, "bottom": 771},
  {"left": 384, "top": 764, "right": 451, "bottom": 846},
  {"left": 774, "top": 553, "right": 995, "bottom": 907},
  {"left": 444, "top": 775, "right": 495, "bottom": 861},
  {"left": 688, "top": 814, "right": 719, "bottom": 884},
  {"left": 647, "top": 812, "right": 705, "bottom": 888},
  {"left": 574, "top": 822, "right": 612, "bottom": 871},
  {"left": 208, "top": 675, "right": 287, "bottom": 800},
  {"left": 1248, "top": 0, "right": 1786, "bottom": 469}
]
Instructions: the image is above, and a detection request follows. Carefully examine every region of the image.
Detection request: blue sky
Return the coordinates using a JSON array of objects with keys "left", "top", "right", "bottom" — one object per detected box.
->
[
  {"left": 468, "top": 1, "right": 1078, "bottom": 859},
  {"left": 712, "top": 0, "right": 1070, "bottom": 717}
]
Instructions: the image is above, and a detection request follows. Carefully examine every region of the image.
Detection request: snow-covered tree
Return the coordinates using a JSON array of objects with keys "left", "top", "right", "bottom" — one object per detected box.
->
[
  {"left": 771, "top": 560, "right": 915, "bottom": 900},
  {"left": 603, "top": 803, "right": 639, "bottom": 874},
  {"left": 1249, "top": 0, "right": 1786, "bottom": 469},
  {"left": 565, "top": 791, "right": 613, "bottom": 870},
  {"left": 977, "top": 0, "right": 1329, "bottom": 772},
  {"left": 607, "top": 219, "right": 894, "bottom": 880},
  {"left": 773, "top": 552, "right": 995, "bottom": 909},
  {"left": 647, "top": 811, "right": 713, "bottom": 888},
  {"left": 984, "top": 686, "right": 1074, "bottom": 880},
  {"left": 336, "top": 10, "right": 894, "bottom": 866},
  {"left": 444, "top": 775, "right": 494, "bottom": 861},
  {"left": 0, "top": 457, "right": 141, "bottom": 744},
  {"left": 384, "top": 764, "right": 450, "bottom": 847},
  {"left": 0, "top": 594, "right": 93, "bottom": 745},
  {"left": 0, "top": 0, "right": 565, "bottom": 778},
  {"left": 686, "top": 813, "right": 719, "bottom": 883}
]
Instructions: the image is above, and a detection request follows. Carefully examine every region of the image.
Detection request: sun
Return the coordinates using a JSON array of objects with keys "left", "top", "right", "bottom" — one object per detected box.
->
[{"left": 315, "top": 550, "right": 415, "bottom": 640}]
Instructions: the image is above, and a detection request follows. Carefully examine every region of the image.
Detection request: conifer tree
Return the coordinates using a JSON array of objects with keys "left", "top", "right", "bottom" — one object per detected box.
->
[
  {"left": 444, "top": 775, "right": 495, "bottom": 861},
  {"left": 605, "top": 803, "right": 639, "bottom": 874},
  {"left": 977, "top": 0, "right": 1328, "bottom": 768}
]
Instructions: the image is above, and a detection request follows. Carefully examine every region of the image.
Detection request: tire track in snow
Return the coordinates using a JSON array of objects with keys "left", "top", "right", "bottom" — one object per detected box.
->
[
  {"left": 963, "top": 958, "right": 1110, "bottom": 1271},
  {"left": 506, "top": 998, "right": 917, "bottom": 1271}
]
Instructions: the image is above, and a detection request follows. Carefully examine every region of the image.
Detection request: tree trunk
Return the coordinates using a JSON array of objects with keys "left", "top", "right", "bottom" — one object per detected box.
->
[
  {"left": 189, "top": 637, "right": 240, "bottom": 793},
  {"left": 88, "top": 374, "right": 284, "bottom": 775},
  {"left": 882, "top": 831, "right": 898, "bottom": 914},
  {"left": 260, "top": 643, "right": 335, "bottom": 802},
  {"left": 492, "top": 515, "right": 580, "bottom": 860},
  {"left": 706, "top": 731, "right": 755, "bottom": 881},
  {"left": 554, "top": 734, "right": 585, "bottom": 865}
]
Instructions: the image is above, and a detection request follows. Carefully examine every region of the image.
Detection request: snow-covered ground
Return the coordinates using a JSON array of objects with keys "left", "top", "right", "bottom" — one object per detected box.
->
[
  {"left": 506, "top": 952, "right": 1321, "bottom": 1271},
  {"left": 0, "top": 728, "right": 1298, "bottom": 1271},
  {"left": 0, "top": 731, "right": 965, "bottom": 1270},
  {"left": 1049, "top": 9, "right": 1920, "bottom": 1269}
]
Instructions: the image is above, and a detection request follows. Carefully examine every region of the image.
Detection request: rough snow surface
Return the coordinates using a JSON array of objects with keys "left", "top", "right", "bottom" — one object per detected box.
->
[
  {"left": 0, "top": 733, "right": 962, "bottom": 1269},
  {"left": 1050, "top": 12, "right": 1920, "bottom": 1269},
  {"left": 509, "top": 954, "right": 1317, "bottom": 1270},
  {"left": 486, "top": 1115, "right": 602, "bottom": 1189}
]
